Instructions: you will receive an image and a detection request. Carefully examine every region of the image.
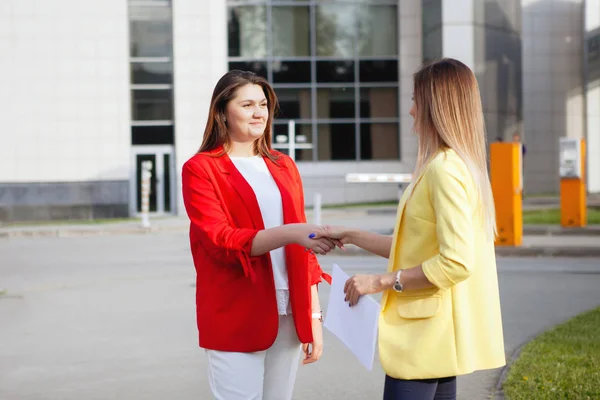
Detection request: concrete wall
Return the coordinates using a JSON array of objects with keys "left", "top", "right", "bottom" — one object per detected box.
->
[{"left": 0, "top": 0, "right": 130, "bottom": 221}]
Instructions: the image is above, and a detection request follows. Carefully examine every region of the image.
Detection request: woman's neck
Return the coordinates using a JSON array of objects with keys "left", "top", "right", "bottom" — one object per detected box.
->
[{"left": 228, "top": 140, "right": 257, "bottom": 158}]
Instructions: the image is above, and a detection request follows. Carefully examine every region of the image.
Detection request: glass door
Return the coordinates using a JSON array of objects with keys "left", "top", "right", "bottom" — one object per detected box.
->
[{"left": 130, "top": 145, "right": 175, "bottom": 216}]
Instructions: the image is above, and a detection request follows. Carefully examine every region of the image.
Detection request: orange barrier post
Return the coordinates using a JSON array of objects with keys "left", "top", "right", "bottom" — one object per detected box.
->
[
  {"left": 559, "top": 139, "right": 587, "bottom": 227},
  {"left": 490, "top": 142, "right": 523, "bottom": 246}
]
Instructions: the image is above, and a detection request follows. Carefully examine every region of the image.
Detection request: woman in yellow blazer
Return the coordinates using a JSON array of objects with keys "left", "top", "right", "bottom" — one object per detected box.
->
[{"left": 313, "top": 58, "right": 506, "bottom": 399}]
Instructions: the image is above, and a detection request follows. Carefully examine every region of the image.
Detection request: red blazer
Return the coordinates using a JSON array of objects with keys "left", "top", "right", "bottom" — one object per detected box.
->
[{"left": 181, "top": 147, "right": 330, "bottom": 352}]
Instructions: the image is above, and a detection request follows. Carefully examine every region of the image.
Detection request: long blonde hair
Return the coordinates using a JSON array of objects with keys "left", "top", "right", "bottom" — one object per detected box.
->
[{"left": 412, "top": 58, "right": 497, "bottom": 239}]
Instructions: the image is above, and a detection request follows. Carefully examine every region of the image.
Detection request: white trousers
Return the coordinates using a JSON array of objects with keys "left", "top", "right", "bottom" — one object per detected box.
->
[{"left": 206, "top": 315, "right": 302, "bottom": 400}]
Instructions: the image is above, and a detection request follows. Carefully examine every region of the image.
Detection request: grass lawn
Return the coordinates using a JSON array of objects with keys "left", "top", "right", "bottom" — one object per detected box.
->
[
  {"left": 523, "top": 208, "right": 600, "bottom": 225},
  {"left": 503, "top": 306, "right": 600, "bottom": 400}
]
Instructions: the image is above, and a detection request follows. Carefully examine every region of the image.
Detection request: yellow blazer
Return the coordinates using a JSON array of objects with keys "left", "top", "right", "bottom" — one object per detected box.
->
[{"left": 379, "top": 149, "right": 506, "bottom": 380}]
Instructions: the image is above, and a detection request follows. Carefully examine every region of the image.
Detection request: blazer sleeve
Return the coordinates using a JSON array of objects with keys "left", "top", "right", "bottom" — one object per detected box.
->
[
  {"left": 421, "top": 157, "right": 475, "bottom": 290},
  {"left": 289, "top": 159, "right": 331, "bottom": 286},
  {"left": 181, "top": 158, "right": 260, "bottom": 280}
]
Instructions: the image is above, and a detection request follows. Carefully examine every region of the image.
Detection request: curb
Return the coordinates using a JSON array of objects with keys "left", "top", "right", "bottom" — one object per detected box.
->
[
  {"left": 492, "top": 342, "right": 527, "bottom": 400},
  {"left": 0, "top": 225, "right": 187, "bottom": 239},
  {"left": 1, "top": 226, "right": 599, "bottom": 257},
  {"left": 331, "top": 244, "right": 600, "bottom": 258},
  {"left": 523, "top": 226, "right": 600, "bottom": 236}
]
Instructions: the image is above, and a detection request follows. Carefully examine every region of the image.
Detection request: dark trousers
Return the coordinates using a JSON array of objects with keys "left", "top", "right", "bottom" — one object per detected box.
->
[{"left": 383, "top": 375, "right": 457, "bottom": 400}]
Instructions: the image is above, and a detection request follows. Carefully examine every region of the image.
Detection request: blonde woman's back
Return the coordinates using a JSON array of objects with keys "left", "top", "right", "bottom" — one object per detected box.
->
[{"left": 379, "top": 148, "right": 505, "bottom": 380}]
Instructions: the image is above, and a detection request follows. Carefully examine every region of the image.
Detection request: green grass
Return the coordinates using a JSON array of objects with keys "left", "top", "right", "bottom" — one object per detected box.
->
[
  {"left": 503, "top": 306, "right": 600, "bottom": 400},
  {"left": 523, "top": 208, "right": 600, "bottom": 225}
]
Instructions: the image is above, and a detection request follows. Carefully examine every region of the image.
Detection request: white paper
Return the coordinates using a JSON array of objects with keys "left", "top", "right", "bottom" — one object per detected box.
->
[{"left": 323, "top": 264, "right": 381, "bottom": 371}]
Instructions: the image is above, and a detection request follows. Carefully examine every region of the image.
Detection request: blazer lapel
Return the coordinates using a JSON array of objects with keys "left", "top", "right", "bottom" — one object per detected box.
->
[
  {"left": 213, "top": 149, "right": 265, "bottom": 230},
  {"left": 264, "top": 157, "right": 298, "bottom": 224},
  {"left": 386, "top": 169, "right": 428, "bottom": 273}
]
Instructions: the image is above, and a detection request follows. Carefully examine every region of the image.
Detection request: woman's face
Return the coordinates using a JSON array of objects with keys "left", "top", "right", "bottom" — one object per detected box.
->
[
  {"left": 224, "top": 84, "right": 269, "bottom": 143},
  {"left": 409, "top": 95, "right": 418, "bottom": 136},
  {"left": 409, "top": 95, "right": 417, "bottom": 120}
]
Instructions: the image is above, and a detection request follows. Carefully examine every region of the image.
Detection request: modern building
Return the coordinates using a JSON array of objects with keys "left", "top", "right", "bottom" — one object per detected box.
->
[{"left": 0, "top": 0, "right": 597, "bottom": 222}]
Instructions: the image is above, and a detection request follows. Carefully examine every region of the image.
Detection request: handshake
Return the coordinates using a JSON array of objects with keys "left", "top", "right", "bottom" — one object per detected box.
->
[{"left": 297, "top": 224, "right": 351, "bottom": 256}]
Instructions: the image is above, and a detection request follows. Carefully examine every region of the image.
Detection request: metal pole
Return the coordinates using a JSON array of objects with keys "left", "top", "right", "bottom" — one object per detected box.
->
[
  {"left": 313, "top": 192, "right": 322, "bottom": 226},
  {"left": 288, "top": 120, "right": 296, "bottom": 162},
  {"left": 140, "top": 160, "right": 153, "bottom": 228}
]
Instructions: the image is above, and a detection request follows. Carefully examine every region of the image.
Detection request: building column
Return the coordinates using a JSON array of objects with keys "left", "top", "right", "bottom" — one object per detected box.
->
[
  {"left": 172, "top": 0, "right": 228, "bottom": 216},
  {"left": 585, "top": 0, "right": 600, "bottom": 193}
]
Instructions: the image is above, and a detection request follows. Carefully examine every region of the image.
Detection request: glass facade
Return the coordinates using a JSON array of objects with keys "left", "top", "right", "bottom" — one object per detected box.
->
[
  {"left": 128, "top": 1, "right": 175, "bottom": 145},
  {"left": 227, "top": 0, "right": 400, "bottom": 161}
]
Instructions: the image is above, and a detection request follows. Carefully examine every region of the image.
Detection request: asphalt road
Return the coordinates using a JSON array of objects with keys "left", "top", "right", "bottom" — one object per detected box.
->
[{"left": 1, "top": 232, "right": 599, "bottom": 400}]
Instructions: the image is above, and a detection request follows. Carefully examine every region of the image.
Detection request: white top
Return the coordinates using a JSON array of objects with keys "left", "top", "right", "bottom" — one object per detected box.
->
[{"left": 230, "top": 156, "right": 291, "bottom": 315}]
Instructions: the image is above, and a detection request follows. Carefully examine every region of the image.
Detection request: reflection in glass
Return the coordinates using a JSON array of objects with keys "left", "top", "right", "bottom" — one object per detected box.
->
[
  {"left": 317, "top": 88, "right": 355, "bottom": 119},
  {"left": 273, "top": 61, "right": 311, "bottom": 83},
  {"left": 272, "top": 7, "right": 310, "bottom": 57},
  {"left": 228, "top": 61, "right": 268, "bottom": 78},
  {"left": 274, "top": 89, "right": 312, "bottom": 119},
  {"left": 272, "top": 123, "right": 313, "bottom": 161},
  {"left": 273, "top": 123, "right": 313, "bottom": 144},
  {"left": 132, "top": 90, "right": 173, "bottom": 120},
  {"left": 359, "top": 60, "right": 398, "bottom": 82},
  {"left": 357, "top": 6, "right": 397, "bottom": 56},
  {"left": 360, "top": 88, "right": 398, "bottom": 118},
  {"left": 317, "top": 123, "right": 356, "bottom": 160},
  {"left": 360, "top": 123, "right": 399, "bottom": 160},
  {"left": 316, "top": 61, "right": 355, "bottom": 83},
  {"left": 316, "top": 5, "right": 357, "bottom": 57},
  {"left": 228, "top": 6, "right": 267, "bottom": 57},
  {"left": 131, "top": 62, "right": 173, "bottom": 84},
  {"left": 129, "top": 7, "right": 173, "bottom": 58}
]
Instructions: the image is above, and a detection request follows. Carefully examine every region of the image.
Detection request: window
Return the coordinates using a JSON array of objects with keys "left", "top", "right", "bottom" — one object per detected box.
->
[
  {"left": 129, "top": 6, "right": 173, "bottom": 58},
  {"left": 272, "top": 7, "right": 310, "bottom": 57},
  {"left": 357, "top": 6, "right": 398, "bottom": 56},
  {"left": 275, "top": 88, "right": 312, "bottom": 120},
  {"left": 131, "top": 62, "right": 173, "bottom": 84},
  {"left": 228, "top": 6, "right": 267, "bottom": 58},
  {"left": 131, "top": 90, "right": 173, "bottom": 121},
  {"left": 317, "top": 123, "right": 356, "bottom": 161},
  {"left": 132, "top": 125, "right": 174, "bottom": 145},
  {"left": 360, "top": 88, "right": 398, "bottom": 118},
  {"left": 227, "top": 1, "right": 401, "bottom": 161},
  {"left": 360, "top": 123, "right": 400, "bottom": 160},
  {"left": 317, "top": 88, "right": 355, "bottom": 119}
]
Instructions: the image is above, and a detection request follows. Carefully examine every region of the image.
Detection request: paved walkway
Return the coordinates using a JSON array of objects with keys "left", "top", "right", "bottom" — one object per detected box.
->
[
  {"left": 1, "top": 232, "right": 599, "bottom": 399},
  {"left": 3, "top": 203, "right": 598, "bottom": 256}
]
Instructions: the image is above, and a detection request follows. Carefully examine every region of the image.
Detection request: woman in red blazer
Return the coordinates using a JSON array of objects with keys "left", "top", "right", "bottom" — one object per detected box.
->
[{"left": 181, "top": 70, "right": 335, "bottom": 400}]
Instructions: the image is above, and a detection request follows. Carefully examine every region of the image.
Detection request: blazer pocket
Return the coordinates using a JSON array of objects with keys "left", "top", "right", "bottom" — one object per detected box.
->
[{"left": 396, "top": 296, "right": 441, "bottom": 319}]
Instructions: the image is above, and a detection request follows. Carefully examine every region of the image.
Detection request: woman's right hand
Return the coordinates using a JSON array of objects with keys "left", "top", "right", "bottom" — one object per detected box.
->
[
  {"left": 289, "top": 224, "right": 339, "bottom": 255},
  {"left": 312, "top": 225, "right": 353, "bottom": 246}
]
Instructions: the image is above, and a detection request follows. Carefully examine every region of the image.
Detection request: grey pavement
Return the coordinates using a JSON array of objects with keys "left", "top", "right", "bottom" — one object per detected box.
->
[
  {"left": 1, "top": 232, "right": 600, "bottom": 400},
  {"left": 0, "top": 207, "right": 600, "bottom": 256}
]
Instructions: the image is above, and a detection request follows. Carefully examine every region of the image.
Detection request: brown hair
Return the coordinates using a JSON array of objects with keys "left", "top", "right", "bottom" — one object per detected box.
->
[
  {"left": 413, "top": 58, "right": 496, "bottom": 238},
  {"left": 198, "top": 70, "right": 279, "bottom": 161}
]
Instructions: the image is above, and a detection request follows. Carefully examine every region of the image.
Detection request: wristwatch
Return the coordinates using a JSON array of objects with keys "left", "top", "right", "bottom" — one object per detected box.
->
[
  {"left": 312, "top": 311, "right": 323, "bottom": 322},
  {"left": 393, "top": 270, "right": 404, "bottom": 292}
]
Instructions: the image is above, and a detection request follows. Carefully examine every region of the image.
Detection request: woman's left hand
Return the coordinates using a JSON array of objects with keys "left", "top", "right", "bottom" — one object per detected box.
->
[
  {"left": 302, "top": 318, "right": 323, "bottom": 365},
  {"left": 344, "top": 274, "right": 382, "bottom": 306}
]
